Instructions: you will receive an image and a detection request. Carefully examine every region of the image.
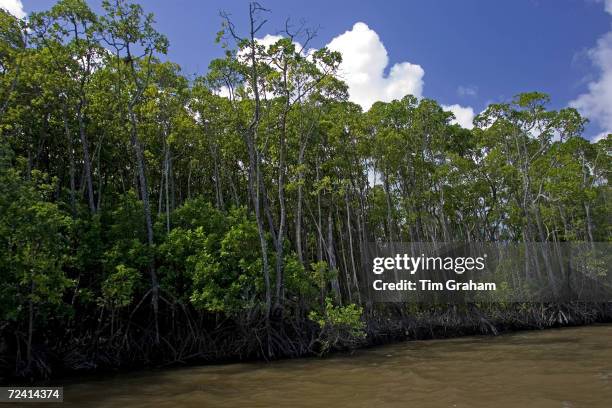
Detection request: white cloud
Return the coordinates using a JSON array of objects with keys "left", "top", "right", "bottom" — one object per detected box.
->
[
  {"left": 234, "top": 34, "right": 306, "bottom": 100},
  {"left": 215, "top": 86, "right": 232, "bottom": 99},
  {"left": 0, "top": 0, "right": 25, "bottom": 19},
  {"left": 237, "top": 34, "right": 284, "bottom": 62},
  {"left": 326, "top": 22, "right": 424, "bottom": 110},
  {"left": 244, "top": 23, "right": 476, "bottom": 126},
  {"left": 442, "top": 104, "right": 475, "bottom": 129},
  {"left": 593, "top": 131, "right": 610, "bottom": 142},
  {"left": 324, "top": 22, "right": 476, "bottom": 124},
  {"left": 570, "top": 1, "right": 612, "bottom": 137},
  {"left": 257, "top": 34, "right": 285, "bottom": 50},
  {"left": 457, "top": 85, "right": 477, "bottom": 97},
  {"left": 241, "top": 34, "right": 306, "bottom": 61}
]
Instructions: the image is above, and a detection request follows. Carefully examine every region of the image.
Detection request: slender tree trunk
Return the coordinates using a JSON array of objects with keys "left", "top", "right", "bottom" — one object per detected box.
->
[
  {"left": 187, "top": 160, "right": 192, "bottom": 200},
  {"left": 439, "top": 184, "right": 451, "bottom": 242},
  {"left": 584, "top": 203, "right": 595, "bottom": 244},
  {"left": 295, "top": 181, "right": 304, "bottom": 264},
  {"left": 229, "top": 173, "right": 240, "bottom": 206},
  {"left": 260, "top": 175, "right": 278, "bottom": 247},
  {"left": 62, "top": 104, "right": 76, "bottom": 216},
  {"left": 249, "top": 147, "right": 271, "bottom": 318},
  {"left": 242, "top": 4, "right": 272, "bottom": 327},
  {"left": 383, "top": 173, "right": 395, "bottom": 242},
  {"left": 129, "top": 108, "right": 160, "bottom": 344},
  {"left": 336, "top": 204, "right": 351, "bottom": 303},
  {"left": 77, "top": 103, "right": 96, "bottom": 213},
  {"left": 210, "top": 142, "right": 224, "bottom": 210},
  {"left": 295, "top": 142, "right": 306, "bottom": 265},
  {"left": 327, "top": 207, "right": 341, "bottom": 304},
  {"left": 316, "top": 160, "right": 323, "bottom": 262},
  {"left": 275, "top": 107, "right": 289, "bottom": 306},
  {"left": 534, "top": 204, "right": 557, "bottom": 295},
  {"left": 170, "top": 156, "right": 176, "bottom": 211},
  {"left": 345, "top": 190, "right": 361, "bottom": 303},
  {"left": 158, "top": 143, "right": 165, "bottom": 215},
  {"left": 164, "top": 141, "right": 171, "bottom": 233}
]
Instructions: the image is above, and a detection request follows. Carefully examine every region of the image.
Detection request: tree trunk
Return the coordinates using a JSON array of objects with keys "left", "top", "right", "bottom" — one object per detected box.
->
[
  {"left": 62, "top": 104, "right": 76, "bottom": 216},
  {"left": 295, "top": 141, "right": 307, "bottom": 265},
  {"left": 584, "top": 203, "right": 594, "bottom": 244},
  {"left": 345, "top": 190, "right": 361, "bottom": 303},
  {"left": 165, "top": 143, "right": 171, "bottom": 233},
  {"left": 327, "top": 207, "right": 341, "bottom": 304},
  {"left": 77, "top": 103, "right": 96, "bottom": 213},
  {"left": 129, "top": 108, "right": 160, "bottom": 344},
  {"left": 275, "top": 106, "right": 289, "bottom": 306}
]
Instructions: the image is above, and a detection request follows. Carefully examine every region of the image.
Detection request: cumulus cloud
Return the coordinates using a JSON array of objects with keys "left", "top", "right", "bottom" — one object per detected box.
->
[
  {"left": 326, "top": 22, "right": 424, "bottom": 110},
  {"left": 237, "top": 22, "right": 476, "bottom": 129},
  {"left": 236, "top": 34, "right": 284, "bottom": 62},
  {"left": 441, "top": 104, "right": 475, "bottom": 129},
  {"left": 242, "top": 34, "right": 306, "bottom": 61},
  {"left": 570, "top": 1, "right": 612, "bottom": 137},
  {"left": 0, "top": 0, "right": 25, "bottom": 19},
  {"left": 256, "top": 34, "right": 285, "bottom": 50}
]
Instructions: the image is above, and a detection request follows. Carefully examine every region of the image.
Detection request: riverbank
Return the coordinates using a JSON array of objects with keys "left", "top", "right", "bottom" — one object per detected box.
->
[
  {"left": 41, "top": 324, "right": 612, "bottom": 407},
  {"left": 3, "top": 302, "right": 611, "bottom": 384}
]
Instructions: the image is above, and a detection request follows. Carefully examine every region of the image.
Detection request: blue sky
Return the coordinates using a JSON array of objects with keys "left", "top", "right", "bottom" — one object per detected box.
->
[{"left": 8, "top": 0, "right": 612, "bottom": 138}]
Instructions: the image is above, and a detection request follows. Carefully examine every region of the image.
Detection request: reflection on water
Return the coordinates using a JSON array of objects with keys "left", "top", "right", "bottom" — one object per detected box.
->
[{"left": 57, "top": 325, "right": 612, "bottom": 407}]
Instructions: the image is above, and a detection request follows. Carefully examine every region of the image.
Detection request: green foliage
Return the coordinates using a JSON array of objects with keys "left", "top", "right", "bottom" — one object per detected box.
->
[
  {"left": 189, "top": 207, "right": 264, "bottom": 314},
  {"left": 309, "top": 261, "right": 337, "bottom": 291},
  {"left": 101, "top": 191, "right": 150, "bottom": 272},
  {"left": 284, "top": 255, "right": 318, "bottom": 300},
  {"left": 100, "top": 264, "right": 140, "bottom": 309},
  {"left": 0, "top": 158, "right": 73, "bottom": 322},
  {"left": 309, "top": 297, "right": 366, "bottom": 353},
  {"left": 170, "top": 197, "right": 225, "bottom": 235},
  {"left": 309, "top": 298, "right": 365, "bottom": 336},
  {"left": 0, "top": 0, "right": 610, "bottom": 378}
]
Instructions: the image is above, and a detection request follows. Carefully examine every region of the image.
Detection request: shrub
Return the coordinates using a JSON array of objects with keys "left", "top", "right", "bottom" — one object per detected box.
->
[{"left": 308, "top": 297, "right": 366, "bottom": 354}]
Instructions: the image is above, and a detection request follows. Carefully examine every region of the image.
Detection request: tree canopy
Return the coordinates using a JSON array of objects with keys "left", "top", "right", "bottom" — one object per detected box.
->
[{"left": 0, "top": 0, "right": 609, "bottom": 380}]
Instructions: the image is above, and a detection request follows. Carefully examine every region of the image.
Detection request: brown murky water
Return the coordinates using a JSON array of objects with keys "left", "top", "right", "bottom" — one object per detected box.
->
[{"left": 57, "top": 325, "right": 612, "bottom": 407}]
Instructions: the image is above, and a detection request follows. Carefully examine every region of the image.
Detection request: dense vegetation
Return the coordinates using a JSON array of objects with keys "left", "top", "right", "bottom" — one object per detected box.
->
[{"left": 0, "top": 1, "right": 610, "bottom": 380}]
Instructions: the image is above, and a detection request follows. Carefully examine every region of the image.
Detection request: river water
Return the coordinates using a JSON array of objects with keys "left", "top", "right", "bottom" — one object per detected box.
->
[{"left": 57, "top": 325, "right": 612, "bottom": 407}]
